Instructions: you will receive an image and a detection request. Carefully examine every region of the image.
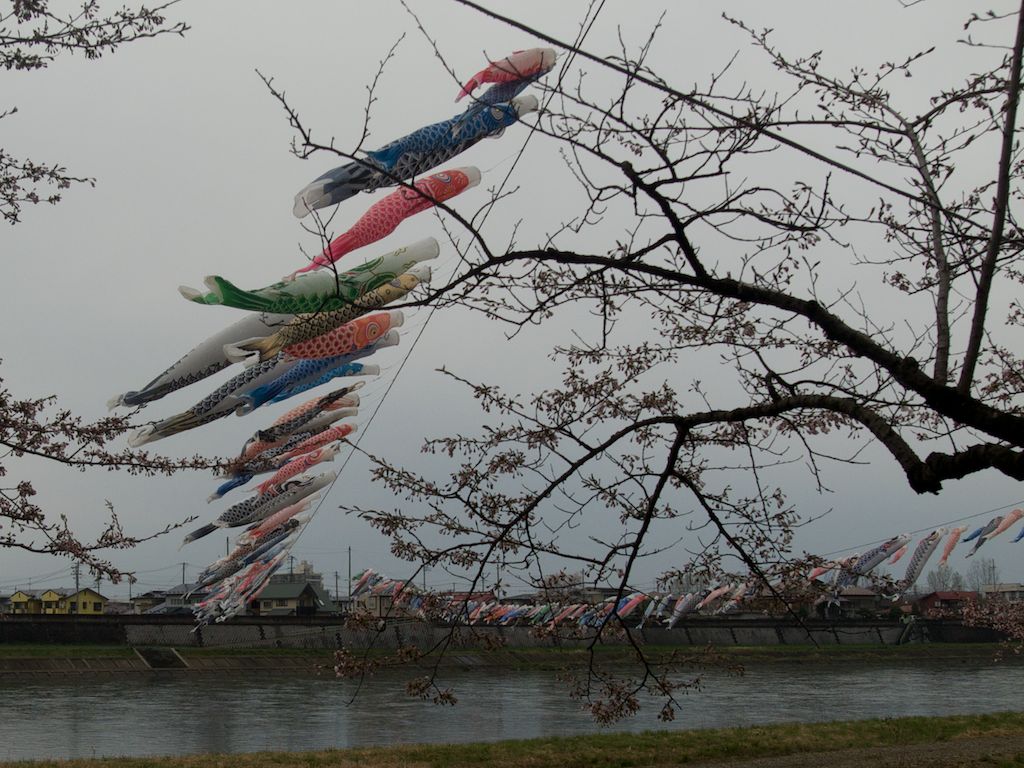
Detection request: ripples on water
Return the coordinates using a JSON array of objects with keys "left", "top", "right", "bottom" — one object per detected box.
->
[{"left": 2, "top": 659, "right": 1022, "bottom": 760}]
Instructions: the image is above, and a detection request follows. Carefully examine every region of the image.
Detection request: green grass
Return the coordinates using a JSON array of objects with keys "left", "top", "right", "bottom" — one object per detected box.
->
[
  {"left": 0, "top": 645, "right": 136, "bottom": 659},
  {"left": 3, "top": 712, "right": 1023, "bottom": 767},
  {"left": 180, "top": 646, "right": 336, "bottom": 657}
]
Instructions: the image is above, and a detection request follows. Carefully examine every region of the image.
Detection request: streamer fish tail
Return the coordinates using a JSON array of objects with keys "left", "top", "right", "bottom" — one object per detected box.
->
[
  {"left": 225, "top": 336, "right": 284, "bottom": 366},
  {"left": 182, "top": 522, "right": 221, "bottom": 547}
]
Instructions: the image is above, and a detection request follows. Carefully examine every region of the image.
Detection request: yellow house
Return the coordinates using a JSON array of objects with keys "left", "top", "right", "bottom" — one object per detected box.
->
[
  {"left": 9, "top": 588, "right": 107, "bottom": 615},
  {"left": 62, "top": 593, "right": 106, "bottom": 618},
  {"left": 9, "top": 590, "right": 44, "bottom": 614},
  {"left": 64, "top": 588, "right": 107, "bottom": 615},
  {"left": 40, "top": 589, "right": 68, "bottom": 614}
]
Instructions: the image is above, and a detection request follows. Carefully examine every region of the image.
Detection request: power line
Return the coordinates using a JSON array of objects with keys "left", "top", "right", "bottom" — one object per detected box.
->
[{"left": 819, "top": 497, "right": 1024, "bottom": 558}]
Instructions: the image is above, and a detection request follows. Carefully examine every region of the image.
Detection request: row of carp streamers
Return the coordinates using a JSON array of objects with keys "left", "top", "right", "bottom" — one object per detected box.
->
[
  {"left": 108, "top": 50, "right": 558, "bottom": 625},
  {"left": 350, "top": 568, "right": 758, "bottom": 629},
  {"left": 352, "top": 515, "right": 1024, "bottom": 631},
  {"left": 809, "top": 510, "right": 1024, "bottom": 599}
]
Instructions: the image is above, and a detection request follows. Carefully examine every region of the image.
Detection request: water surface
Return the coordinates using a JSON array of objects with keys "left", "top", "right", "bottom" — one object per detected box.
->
[{"left": 2, "top": 659, "right": 1020, "bottom": 760}]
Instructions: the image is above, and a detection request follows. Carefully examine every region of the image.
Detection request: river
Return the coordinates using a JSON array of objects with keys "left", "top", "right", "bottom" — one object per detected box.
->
[{"left": 2, "top": 658, "right": 1021, "bottom": 760}]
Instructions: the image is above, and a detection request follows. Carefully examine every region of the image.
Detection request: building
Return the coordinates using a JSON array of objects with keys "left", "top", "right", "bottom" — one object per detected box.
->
[
  {"left": 917, "top": 591, "right": 978, "bottom": 615},
  {"left": 980, "top": 583, "right": 1024, "bottom": 603},
  {"left": 269, "top": 560, "right": 325, "bottom": 590},
  {"left": 9, "top": 588, "right": 107, "bottom": 615},
  {"left": 63, "top": 588, "right": 107, "bottom": 615},
  {"left": 816, "top": 586, "right": 885, "bottom": 618},
  {"left": 250, "top": 581, "right": 333, "bottom": 617},
  {"left": 143, "top": 583, "right": 208, "bottom": 615},
  {"left": 131, "top": 590, "right": 168, "bottom": 614},
  {"left": 9, "top": 589, "right": 44, "bottom": 614}
]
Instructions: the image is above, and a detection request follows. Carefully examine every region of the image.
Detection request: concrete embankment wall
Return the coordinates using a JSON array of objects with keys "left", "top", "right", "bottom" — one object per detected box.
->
[{"left": 0, "top": 614, "right": 1002, "bottom": 650}]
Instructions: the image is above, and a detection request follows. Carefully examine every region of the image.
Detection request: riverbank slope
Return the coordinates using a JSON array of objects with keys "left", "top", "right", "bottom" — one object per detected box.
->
[
  {"left": 0, "top": 641, "right": 1012, "bottom": 675},
  {"left": 4, "top": 712, "right": 1023, "bottom": 767}
]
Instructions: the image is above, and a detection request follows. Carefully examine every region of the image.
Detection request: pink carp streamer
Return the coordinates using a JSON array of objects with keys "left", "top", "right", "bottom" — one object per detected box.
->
[
  {"left": 888, "top": 544, "right": 908, "bottom": 565},
  {"left": 456, "top": 48, "right": 557, "bottom": 101},
  {"left": 255, "top": 443, "right": 341, "bottom": 496},
  {"left": 992, "top": 508, "right": 1024, "bottom": 538},
  {"left": 938, "top": 526, "right": 967, "bottom": 567},
  {"left": 238, "top": 499, "right": 315, "bottom": 546},
  {"left": 235, "top": 388, "right": 361, "bottom": 465},
  {"left": 697, "top": 583, "right": 734, "bottom": 610},
  {"left": 274, "top": 424, "right": 356, "bottom": 466},
  {"left": 283, "top": 311, "right": 400, "bottom": 362},
  {"left": 286, "top": 167, "right": 480, "bottom": 280}
]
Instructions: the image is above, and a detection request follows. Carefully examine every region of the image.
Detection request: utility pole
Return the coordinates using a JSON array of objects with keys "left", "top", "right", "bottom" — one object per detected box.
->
[
  {"left": 347, "top": 546, "right": 352, "bottom": 598},
  {"left": 289, "top": 555, "right": 295, "bottom": 579},
  {"left": 334, "top": 571, "right": 339, "bottom": 603},
  {"left": 181, "top": 562, "right": 186, "bottom": 586},
  {"left": 73, "top": 564, "right": 80, "bottom": 614}
]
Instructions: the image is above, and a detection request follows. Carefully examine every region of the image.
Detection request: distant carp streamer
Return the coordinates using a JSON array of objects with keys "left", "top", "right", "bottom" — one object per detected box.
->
[
  {"left": 285, "top": 168, "right": 478, "bottom": 280},
  {"left": 180, "top": 238, "right": 439, "bottom": 314}
]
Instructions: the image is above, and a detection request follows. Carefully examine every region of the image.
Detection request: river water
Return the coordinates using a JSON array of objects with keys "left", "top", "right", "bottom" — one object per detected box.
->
[{"left": 2, "top": 659, "right": 1021, "bottom": 760}]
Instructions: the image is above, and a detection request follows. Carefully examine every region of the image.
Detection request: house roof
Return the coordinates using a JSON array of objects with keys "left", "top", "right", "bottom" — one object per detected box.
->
[
  {"left": 256, "top": 581, "right": 332, "bottom": 605},
  {"left": 11, "top": 588, "right": 108, "bottom": 600},
  {"left": 165, "top": 582, "right": 208, "bottom": 596},
  {"left": 921, "top": 591, "right": 978, "bottom": 600},
  {"left": 10, "top": 589, "right": 49, "bottom": 599},
  {"left": 839, "top": 586, "right": 879, "bottom": 597}
]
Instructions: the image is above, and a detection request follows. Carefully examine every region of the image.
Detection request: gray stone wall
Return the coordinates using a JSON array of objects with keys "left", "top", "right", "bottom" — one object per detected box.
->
[{"left": 0, "top": 615, "right": 989, "bottom": 649}]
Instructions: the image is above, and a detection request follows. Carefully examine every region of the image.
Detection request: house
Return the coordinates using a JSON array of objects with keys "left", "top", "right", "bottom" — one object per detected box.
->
[
  {"left": 917, "top": 591, "right": 978, "bottom": 615},
  {"left": 62, "top": 588, "right": 107, "bottom": 615},
  {"left": 816, "top": 586, "right": 884, "bottom": 618},
  {"left": 249, "top": 581, "right": 333, "bottom": 617},
  {"left": 40, "top": 589, "right": 67, "bottom": 614},
  {"left": 131, "top": 590, "right": 168, "bottom": 614},
  {"left": 980, "top": 583, "right": 1024, "bottom": 603},
  {"left": 9, "top": 588, "right": 107, "bottom": 615},
  {"left": 9, "top": 589, "right": 44, "bottom": 614},
  {"left": 103, "top": 601, "right": 133, "bottom": 615},
  {"left": 143, "top": 583, "right": 208, "bottom": 615}
]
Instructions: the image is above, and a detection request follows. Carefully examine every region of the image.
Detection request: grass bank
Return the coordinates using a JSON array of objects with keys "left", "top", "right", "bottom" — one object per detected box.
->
[
  {"left": 5, "top": 712, "right": 1024, "bottom": 767},
  {"left": 0, "top": 644, "right": 136, "bottom": 659}
]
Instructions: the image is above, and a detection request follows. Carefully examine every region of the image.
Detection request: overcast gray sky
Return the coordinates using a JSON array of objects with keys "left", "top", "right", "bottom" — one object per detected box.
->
[{"left": 1, "top": 0, "right": 1021, "bottom": 599}]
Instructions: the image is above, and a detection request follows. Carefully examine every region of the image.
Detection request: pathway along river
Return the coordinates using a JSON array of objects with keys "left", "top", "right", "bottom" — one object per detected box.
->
[{"left": 3, "top": 658, "right": 1022, "bottom": 760}]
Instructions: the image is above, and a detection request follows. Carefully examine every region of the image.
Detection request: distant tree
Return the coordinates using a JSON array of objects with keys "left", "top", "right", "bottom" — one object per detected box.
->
[
  {"left": 0, "top": 1, "right": 206, "bottom": 579},
  {"left": 926, "top": 568, "right": 966, "bottom": 593},
  {"left": 274, "top": 2, "right": 1024, "bottom": 719},
  {"left": 966, "top": 558, "right": 1002, "bottom": 594}
]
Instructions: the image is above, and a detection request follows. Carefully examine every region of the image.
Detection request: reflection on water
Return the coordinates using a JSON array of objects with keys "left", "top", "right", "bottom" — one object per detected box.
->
[{"left": 1, "top": 659, "right": 1021, "bottom": 760}]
